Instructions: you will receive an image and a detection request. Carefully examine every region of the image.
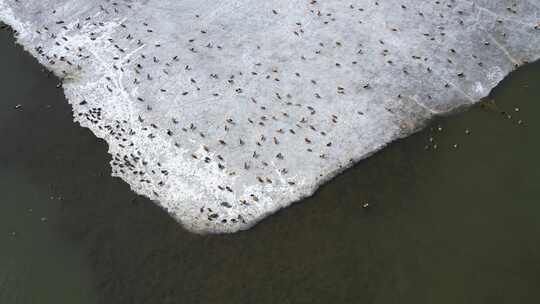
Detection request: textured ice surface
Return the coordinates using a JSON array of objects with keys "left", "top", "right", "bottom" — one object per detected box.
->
[{"left": 1, "top": 0, "right": 539, "bottom": 233}]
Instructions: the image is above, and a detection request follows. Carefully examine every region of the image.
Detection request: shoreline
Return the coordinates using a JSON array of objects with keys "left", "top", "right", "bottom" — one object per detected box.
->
[
  {"left": 3, "top": 24, "right": 538, "bottom": 234},
  {"left": 1, "top": 1, "right": 539, "bottom": 234}
]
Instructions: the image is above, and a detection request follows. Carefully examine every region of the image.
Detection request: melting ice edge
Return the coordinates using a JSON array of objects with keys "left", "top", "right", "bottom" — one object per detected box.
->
[{"left": 1, "top": 0, "right": 539, "bottom": 233}]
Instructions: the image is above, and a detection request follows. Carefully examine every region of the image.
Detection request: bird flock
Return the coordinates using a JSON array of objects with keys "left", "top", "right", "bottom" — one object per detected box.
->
[{"left": 1, "top": 0, "right": 539, "bottom": 233}]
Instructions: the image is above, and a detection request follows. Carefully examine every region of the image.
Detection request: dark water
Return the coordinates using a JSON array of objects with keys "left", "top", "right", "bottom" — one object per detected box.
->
[{"left": 1, "top": 25, "right": 539, "bottom": 304}]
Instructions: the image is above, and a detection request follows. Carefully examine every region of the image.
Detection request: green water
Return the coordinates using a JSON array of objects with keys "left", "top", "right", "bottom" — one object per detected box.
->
[{"left": 1, "top": 25, "right": 539, "bottom": 304}]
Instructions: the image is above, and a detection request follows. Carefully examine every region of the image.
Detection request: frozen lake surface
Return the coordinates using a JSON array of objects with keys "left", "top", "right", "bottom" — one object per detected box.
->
[{"left": 1, "top": 0, "right": 539, "bottom": 233}]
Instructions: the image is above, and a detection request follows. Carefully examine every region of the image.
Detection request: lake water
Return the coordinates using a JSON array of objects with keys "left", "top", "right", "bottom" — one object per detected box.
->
[{"left": 1, "top": 24, "right": 539, "bottom": 304}]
